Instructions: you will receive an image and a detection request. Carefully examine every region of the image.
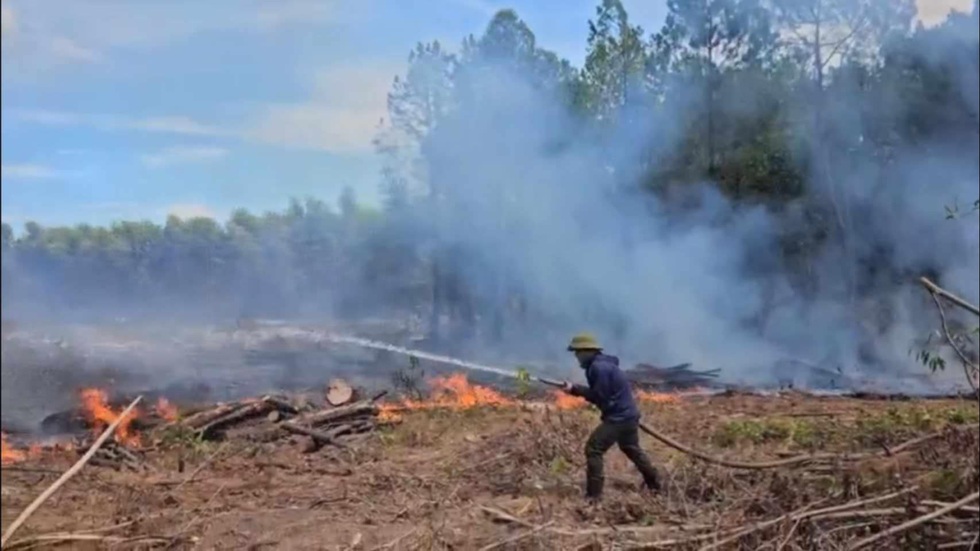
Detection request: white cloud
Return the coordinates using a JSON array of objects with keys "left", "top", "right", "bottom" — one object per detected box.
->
[
  {"left": 0, "top": 163, "right": 60, "bottom": 180},
  {"left": 0, "top": 0, "right": 346, "bottom": 72},
  {"left": 166, "top": 203, "right": 216, "bottom": 220},
  {"left": 916, "top": 0, "right": 974, "bottom": 26},
  {"left": 139, "top": 146, "right": 229, "bottom": 169},
  {"left": 12, "top": 59, "right": 403, "bottom": 155},
  {"left": 127, "top": 116, "right": 226, "bottom": 136},
  {"left": 1, "top": 2, "right": 101, "bottom": 66},
  {"left": 247, "top": 62, "right": 401, "bottom": 154},
  {"left": 14, "top": 110, "right": 227, "bottom": 137}
]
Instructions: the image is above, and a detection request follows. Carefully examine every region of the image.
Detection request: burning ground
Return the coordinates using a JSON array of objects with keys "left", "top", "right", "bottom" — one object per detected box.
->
[{"left": 1, "top": 374, "right": 978, "bottom": 550}]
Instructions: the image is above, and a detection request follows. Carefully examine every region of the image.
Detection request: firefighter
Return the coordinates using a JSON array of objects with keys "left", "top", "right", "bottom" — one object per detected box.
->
[{"left": 561, "top": 333, "right": 663, "bottom": 502}]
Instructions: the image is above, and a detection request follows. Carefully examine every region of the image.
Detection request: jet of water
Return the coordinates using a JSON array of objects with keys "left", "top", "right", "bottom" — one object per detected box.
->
[{"left": 322, "top": 333, "right": 521, "bottom": 379}]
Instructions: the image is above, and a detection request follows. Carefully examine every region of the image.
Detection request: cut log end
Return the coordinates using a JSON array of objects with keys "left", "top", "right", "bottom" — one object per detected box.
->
[{"left": 326, "top": 379, "right": 356, "bottom": 407}]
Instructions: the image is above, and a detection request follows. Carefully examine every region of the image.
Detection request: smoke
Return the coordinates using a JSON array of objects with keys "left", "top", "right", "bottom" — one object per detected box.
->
[{"left": 399, "top": 4, "right": 979, "bottom": 387}]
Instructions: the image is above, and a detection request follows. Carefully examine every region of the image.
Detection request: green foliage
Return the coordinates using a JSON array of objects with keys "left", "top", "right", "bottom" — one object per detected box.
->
[
  {"left": 915, "top": 345, "right": 947, "bottom": 373},
  {"left": 943, "top": 407, "right": 980, "bottom": 425},
  {"left": 916, "top": 197, "right": 979, "bottom": 378},
  {"left": 157, "top": 424, "right": 209, "bottom": 453},
  {"left": 514, "top": 366, "right": 532, "bottom": 398},
  {"left": 714, "top": 406, "right": 977, "bottom": 449},
  {"left": 854, "top": 407, "right": 938, "bottom": 445},
  {"left": 926, "top": 468, "right": 964, "bottom": 499},
  {"left": 712, "top": 418, "right": 822, "bottom": 448},
  {"left": 548, "top": 455, "right": 571, "bottom": 475}
]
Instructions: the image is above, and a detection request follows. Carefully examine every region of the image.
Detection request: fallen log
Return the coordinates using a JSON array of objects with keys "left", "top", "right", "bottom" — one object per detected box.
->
[
  {"left": 197, "top": 400, "right": 276, "bottom": 439},
  {"left": 282, "top": 419, "right": 376, "bottom": 452},
  {"left": 260, "top": 396, "right": 300, "bottom": 415},
  {"left": 292, "top": 401, "right": 379, "bottom": 428},
  {"left": 627, "top": 363, "right": 721, "bottom": 390},
  {"left": 180, "top": 403, "right": 243, "bottom": 430}
]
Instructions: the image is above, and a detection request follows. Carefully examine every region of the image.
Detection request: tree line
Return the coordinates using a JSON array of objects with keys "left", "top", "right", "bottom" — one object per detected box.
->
[{"left": 2, "top": 0, "right": 978, "bottom": 354}]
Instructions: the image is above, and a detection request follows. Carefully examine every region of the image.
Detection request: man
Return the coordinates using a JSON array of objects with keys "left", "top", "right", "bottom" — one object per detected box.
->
[{"left": 561, "top": 332, "right": 663, "bottom": 502}]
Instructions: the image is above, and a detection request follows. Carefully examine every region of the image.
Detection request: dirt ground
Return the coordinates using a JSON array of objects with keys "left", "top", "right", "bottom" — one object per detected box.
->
[{"left": 2, "top": 392, "right": 979, "bottom": 550}]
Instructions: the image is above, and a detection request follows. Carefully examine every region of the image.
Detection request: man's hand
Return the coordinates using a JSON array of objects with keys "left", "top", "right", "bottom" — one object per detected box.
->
[{"left": 561, "top": 381, "right": 575, "bottom": 394}]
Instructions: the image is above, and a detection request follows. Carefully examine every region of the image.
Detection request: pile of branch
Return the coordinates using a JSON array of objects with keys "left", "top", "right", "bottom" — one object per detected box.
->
[
  {"left": 627, "top": 363, "right": 721, "bottom": 390},
  {"left": 79, "top": 440, "right": 149, "bottom": 473},
  {"left": 482, "top": 487, "right": 979, "bottom": 550},
  {"left": 177, "top": 395, "right": 302, "bottom": 440},
  {"left": 167, "top": 388, "right": 390, "bottom": 453},
  {"left": 280, "top": 398, "right": 386, "bottom": 453}
]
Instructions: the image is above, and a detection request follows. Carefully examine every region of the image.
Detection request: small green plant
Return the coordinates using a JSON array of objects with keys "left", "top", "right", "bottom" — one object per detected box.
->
[
  {"left": 943, "top": 407, "right": 979, "bottom": 425},
  {"left": 712, "top": 418, "right": 826, "bottom": 448},
  {"left": 854, "top": 406, "right": 940, "bottom": 446},
  {"left": 548, "top": 455, "right": 571, "bottom": 475},
  {"left": 157, "top": 424, "right": 210, "bottom": 455},
  {"left": 927, "top": 468, "right": 964, "bottom": 499},
  {"left": 514, "top": 366, "right": 532, "bottom": 398}
]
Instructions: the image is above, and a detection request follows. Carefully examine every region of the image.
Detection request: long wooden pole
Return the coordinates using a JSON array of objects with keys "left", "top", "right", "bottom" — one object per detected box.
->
[{"left": 1, "top": 395, "right": 143, "bottom": 547}]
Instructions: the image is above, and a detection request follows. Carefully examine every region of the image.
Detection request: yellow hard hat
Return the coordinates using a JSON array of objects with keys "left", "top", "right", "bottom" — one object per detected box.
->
[{"left": 567, "top": 332, "right": 602, "bottom": 351}]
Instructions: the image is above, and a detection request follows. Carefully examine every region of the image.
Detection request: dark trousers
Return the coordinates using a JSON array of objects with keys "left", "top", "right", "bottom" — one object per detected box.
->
[{"left": 585, "top": 420, "right": 662, "bottom": 499}]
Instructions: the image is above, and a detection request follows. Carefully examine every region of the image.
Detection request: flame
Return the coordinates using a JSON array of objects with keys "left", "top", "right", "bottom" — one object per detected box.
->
[
  {"left": 79, "top": 389, "right": 141, "bottom": 447},
  {"left": 1, "top": 433, "right": 26, "bottom": 464},
  {"left": 378, "top": 406, "right": 403, "bottom": 423},
  {"left": 377, "top": 373, "right": 684, "bottom": 421},
  {"left": 548, "top": 388, "right": 680, "bottom": 409},
  {"left": 380, "top": 373, "right": 515, "bottom": 421},
  {"left": 551, "top": 391, "right": 587, "bottom": 409},
  {"left": 636, "top": 389, "right": 681, "bottom": 404},
  {"left": 155, "top": 397, "right": 179, "bottom": 422},
  {"left": 429, "top": 373, "right": 514, "bottom": 407}
]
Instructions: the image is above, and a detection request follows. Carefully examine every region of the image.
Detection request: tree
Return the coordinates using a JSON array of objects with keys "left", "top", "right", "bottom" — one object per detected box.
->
[
  {"left": 377, "top": 40, "right": 457, "bottom": 341},
  {"left": 581, "top": 0, "right": 648, "bottom": 122},
  {"left": 655, "top": 0, "right": 779, "bottom": 177}
]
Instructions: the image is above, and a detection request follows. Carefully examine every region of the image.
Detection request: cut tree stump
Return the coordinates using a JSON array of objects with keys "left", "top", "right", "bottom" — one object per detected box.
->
[{"left": 326, "top": 379, "right": 356, "bottom": 406}]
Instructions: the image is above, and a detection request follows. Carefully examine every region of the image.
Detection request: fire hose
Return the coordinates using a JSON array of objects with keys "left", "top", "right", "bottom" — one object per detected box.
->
[{"left": 533, "top": 377, "right": 952, "bottom": 470}]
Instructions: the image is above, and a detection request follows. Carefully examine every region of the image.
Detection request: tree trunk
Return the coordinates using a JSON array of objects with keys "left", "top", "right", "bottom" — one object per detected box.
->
[{"left": 428, "top": 252, "right": 442, "bottom": 343}]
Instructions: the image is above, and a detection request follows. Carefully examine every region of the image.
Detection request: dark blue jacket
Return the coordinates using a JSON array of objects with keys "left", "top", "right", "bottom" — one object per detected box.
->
[{"left": 570, "top": 353, "right": 640, "bottom": 423}]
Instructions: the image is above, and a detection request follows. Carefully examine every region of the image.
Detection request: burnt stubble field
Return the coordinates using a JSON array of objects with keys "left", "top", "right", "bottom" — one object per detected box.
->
[{"left": 3, "top": 383, "right": 978, "bottom": 550}]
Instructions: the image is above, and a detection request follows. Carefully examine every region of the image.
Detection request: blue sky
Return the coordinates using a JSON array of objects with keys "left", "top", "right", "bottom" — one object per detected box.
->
[{"left": 0, "top": 0, "right": 967, "bottom": 228}]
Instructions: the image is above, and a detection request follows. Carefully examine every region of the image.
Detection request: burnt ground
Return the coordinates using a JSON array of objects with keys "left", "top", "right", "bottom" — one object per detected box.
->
[{"left": 2, "top": 393, "right": 979, "bottom": 550}]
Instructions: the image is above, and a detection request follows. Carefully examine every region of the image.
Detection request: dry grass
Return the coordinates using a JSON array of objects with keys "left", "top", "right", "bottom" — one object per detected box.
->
[{"left": 2, "top": 393, "right": 978, "bottom": 550}]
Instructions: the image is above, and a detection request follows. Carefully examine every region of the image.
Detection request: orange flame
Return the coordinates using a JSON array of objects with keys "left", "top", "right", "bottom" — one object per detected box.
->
[
  {"left": 551, "top": 391, "right": 587, "bottom": 409},
  {"left": 79, "top": 389, "right": 141, "bottom": 447},
  {"left": 636, "top": 389, "right": 681, "bottom": 404},
  {"left": 155, "top": 397, "right": 179, "bottom": 422},
  {"left": 548, "top": 388, "right": 680, "bottom": 409},
  {"left": 1, "top": 433, "right": 27, "bottom": 464},
  {"left": 380, "top": 373, "right": 515, "bottom": 421},
  {"left": 377, "top": 373, "right": 685, "bottom": 421}
]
